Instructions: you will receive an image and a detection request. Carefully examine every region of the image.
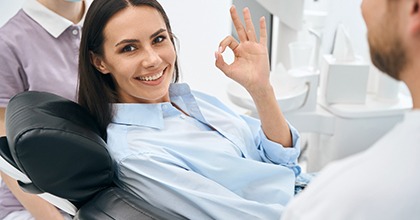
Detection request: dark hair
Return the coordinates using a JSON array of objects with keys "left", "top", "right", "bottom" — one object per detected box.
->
[{"left": 77, "top": 0, "right": 179, "bottom": 137}]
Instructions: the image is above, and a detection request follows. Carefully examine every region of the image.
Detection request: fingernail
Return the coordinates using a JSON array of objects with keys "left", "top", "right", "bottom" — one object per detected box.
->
[
  {"left": 214, "top": 51, "right": 218, "bottom": 59},
  {"left": 218, "top": 46, "right": 223, "bottom": 53}
]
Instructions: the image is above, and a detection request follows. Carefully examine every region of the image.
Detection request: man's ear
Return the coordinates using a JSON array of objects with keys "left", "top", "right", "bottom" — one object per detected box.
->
[
  {"left": 408, "top": 0, "right": 420, "bottom": 35},
  {"left": 89, "top": 51, "right": 110, "bottom": 74}
]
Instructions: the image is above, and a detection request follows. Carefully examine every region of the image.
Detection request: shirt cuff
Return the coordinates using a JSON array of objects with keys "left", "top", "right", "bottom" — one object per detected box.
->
[{"left": 259, "top": 122, "right": 301, "bottom": 175}]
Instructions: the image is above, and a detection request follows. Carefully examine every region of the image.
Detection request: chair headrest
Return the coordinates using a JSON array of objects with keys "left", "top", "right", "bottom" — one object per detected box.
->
[{"left": 5, "top": 91, "right": 114, "bottom": 206}]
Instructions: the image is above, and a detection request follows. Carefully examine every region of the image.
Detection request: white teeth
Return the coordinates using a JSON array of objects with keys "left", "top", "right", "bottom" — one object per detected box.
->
[{"left": 137, "top": 72, "right": 163, "bottom": 81}]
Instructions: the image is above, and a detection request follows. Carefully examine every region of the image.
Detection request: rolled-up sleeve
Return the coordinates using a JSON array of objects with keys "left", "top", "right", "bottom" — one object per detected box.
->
[{"left": 241, "top": 114, "right": 301, "bottom": 175}]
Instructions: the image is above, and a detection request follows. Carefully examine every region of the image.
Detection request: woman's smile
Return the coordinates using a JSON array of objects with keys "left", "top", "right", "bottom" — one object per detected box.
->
[
  {"left": 134, "top": 68, "right": 167, "bottom": 86},
  {"left": 136, "top": 72, "right": 163, "bottom": 81},
  {"left": 135, "top": 69, "right": 164, "bottom": 82}
]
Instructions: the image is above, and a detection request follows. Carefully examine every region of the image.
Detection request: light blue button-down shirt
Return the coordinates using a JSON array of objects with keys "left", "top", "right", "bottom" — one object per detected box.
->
[{"left": 107, "top": 83, "right": 301, "bottom": 219}]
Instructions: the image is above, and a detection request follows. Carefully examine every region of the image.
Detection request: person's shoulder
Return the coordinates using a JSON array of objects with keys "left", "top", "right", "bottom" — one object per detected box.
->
[
  {"left": 0, "top": 9, "right": 26, "bottom": 31},
  {"left": 191, "top": 90, "right": 217, "bottom": 100},
  {"left": 191, "top": 90, "right": 241, "bottom": 117},
  {"left": 0, "top": 10, "right": 36, "bottom": 41},
  {"left": 0, "top": 10, "right": 45, "bottom": 53},
  {"left": 191, "top": 90, "right": 224, "bottom": 107}
]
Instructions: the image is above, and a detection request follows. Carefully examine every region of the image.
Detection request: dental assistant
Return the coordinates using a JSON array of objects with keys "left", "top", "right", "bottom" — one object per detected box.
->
[{"left": 0, "top": 0, "right": 90, "bottom": 219}]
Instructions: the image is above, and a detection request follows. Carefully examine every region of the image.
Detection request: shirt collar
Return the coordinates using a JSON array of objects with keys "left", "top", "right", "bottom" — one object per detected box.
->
[
  {"left": 22, "top": 0, "right": 91, "bottom": 38},
  {"left": 111, "top": 83, "right": 204, "bottom": 129},
  {"left": 168, "top": 82, "right": 194, "bottom": 98},
  {"left": 112, "top": 103, "right": 169, "bottom": 130}
]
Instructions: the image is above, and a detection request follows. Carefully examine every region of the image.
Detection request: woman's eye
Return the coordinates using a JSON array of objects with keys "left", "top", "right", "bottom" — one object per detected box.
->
[
  {"left": 153, "top": 36, "right": 166, "bottom": 44},
  {"left": 122, "top": 45, "right": 136, "bottom": 52}
]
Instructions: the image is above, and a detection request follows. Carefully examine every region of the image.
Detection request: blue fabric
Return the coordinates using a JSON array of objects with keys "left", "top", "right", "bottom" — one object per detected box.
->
[
  {"left": 294, "top": 172, "right": 317, "bottom": 195},
  {"left": 107, "top": 83, "right": 301, "bottom": 219}
]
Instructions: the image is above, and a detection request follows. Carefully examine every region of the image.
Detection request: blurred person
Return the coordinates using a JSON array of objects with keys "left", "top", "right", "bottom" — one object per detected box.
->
[{"left": 281, "top": 0, "right": 420, "bottom": 219}]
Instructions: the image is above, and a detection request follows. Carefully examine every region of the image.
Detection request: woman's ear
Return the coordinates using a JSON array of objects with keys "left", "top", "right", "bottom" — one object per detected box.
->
[{"left": 89, "top": 51, "right": 110, "bottom": 74}]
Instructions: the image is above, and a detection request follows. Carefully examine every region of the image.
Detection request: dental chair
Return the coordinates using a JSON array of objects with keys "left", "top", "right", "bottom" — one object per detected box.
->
[{"left": 0, "top": 91, "right": 184, "bottom": 220}]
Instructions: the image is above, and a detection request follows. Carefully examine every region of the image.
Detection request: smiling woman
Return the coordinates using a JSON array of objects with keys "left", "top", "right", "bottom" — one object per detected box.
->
[
  {"left": 90, "top": 6, "right": 176, "bottom": 104},
  {"left": 78, "top": 0, "right": 180, "bottom": 133},
  {"left": 77, "top": 0, "right": 303, "bottom": 219}
]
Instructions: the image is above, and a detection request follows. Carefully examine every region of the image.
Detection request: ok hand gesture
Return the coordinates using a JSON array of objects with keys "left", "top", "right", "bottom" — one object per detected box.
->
[
  {"left": 215, "top": 6, "right": 293, "bottom": 148},
  {"left": 215, "top": 6, "right": 271, "bottom": 95}
]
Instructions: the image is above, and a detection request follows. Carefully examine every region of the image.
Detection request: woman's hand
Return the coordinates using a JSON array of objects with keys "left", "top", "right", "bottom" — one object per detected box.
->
[
  {"left": 215, "top": 5, "right": 293, "bottom": 148},
  {"left": 215, "top": 6, "right": 271, "bottom": 94}
]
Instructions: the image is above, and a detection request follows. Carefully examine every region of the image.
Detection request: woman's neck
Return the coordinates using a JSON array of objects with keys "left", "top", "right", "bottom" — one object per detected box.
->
[{"left": 37, "top": 0, "right": 85, "bottom": 24}]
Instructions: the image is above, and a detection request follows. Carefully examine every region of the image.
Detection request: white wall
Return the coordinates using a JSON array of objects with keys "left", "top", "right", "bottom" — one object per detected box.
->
[
  {"left": 0, "top": 0, "right": 25, "bottom": 27},
  {"left": 158, "top": 0, "right": 235, "bottom": 107}
]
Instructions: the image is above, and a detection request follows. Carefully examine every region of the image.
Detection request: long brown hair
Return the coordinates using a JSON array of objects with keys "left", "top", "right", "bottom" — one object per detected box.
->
[{"left": 78, "top": 0, "right": 179, "bottom": 137}]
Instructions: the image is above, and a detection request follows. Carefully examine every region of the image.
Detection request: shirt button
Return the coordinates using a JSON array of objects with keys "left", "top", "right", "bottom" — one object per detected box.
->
[
  {"left": 180, "top": 115, "right": 186, "bottom": 119},
  {"left": 72, "top": 29, "right": 79, "bottom": 36}
]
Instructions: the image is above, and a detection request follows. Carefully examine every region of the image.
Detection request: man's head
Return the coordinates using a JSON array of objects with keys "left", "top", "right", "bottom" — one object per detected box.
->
[{"left": 361, "top": 0, "right": 420, "bottom": 81}]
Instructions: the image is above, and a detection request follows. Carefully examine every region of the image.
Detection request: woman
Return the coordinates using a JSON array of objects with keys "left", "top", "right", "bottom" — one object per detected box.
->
[{"left": 78, "top": 0, "right": 301, "bottom": 219}]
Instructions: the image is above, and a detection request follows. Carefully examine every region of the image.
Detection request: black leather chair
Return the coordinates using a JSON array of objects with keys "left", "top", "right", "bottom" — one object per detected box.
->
[{"left": 0, "top": 91, "right": 184, "bottom": 220}]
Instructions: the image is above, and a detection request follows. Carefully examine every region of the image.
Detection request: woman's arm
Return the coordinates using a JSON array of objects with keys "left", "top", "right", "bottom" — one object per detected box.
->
[
  {"left": 215, "top": 6, "right": 292, "bottom": 147},
  {"left": 115, "top": 153, "right": 285, "bottom": 220}
]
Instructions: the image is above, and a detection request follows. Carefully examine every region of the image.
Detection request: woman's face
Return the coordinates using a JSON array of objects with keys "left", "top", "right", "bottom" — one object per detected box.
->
[{"left": 93, "top": 6, "right": 176, "bottom": 103}]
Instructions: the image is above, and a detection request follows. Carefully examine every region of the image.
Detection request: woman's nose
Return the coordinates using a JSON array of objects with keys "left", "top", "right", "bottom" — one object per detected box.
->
[{"left": 141, "top": 47, "right": 162, "bottom": 68}]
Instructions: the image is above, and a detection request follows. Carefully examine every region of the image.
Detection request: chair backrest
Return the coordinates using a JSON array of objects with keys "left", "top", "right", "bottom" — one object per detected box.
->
[
  {"left": 4, "top": 91, "right": 115, "bottom": 213},
  {"left": 0, "top": 136, "right": 31, "bottom": 183},
  {"left": 2, "top": 91, "right": 188, "bottom": 219}
]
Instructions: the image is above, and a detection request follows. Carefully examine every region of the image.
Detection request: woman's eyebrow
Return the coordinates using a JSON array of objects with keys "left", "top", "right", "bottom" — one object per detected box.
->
[
  {"left": 114, "top": 28, "right": 167, "bottom": 47},
  {"left": 115, "top": 39, "right": 139, "bottom": 47},
  {"left": 150, "top": 28, "right": 167, "bottom": 39}
]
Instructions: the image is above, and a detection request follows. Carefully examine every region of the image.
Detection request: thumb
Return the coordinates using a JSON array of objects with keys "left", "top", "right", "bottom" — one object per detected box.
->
[{"left": 214, "top": 50, "right": 230, "bottom": 75}]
